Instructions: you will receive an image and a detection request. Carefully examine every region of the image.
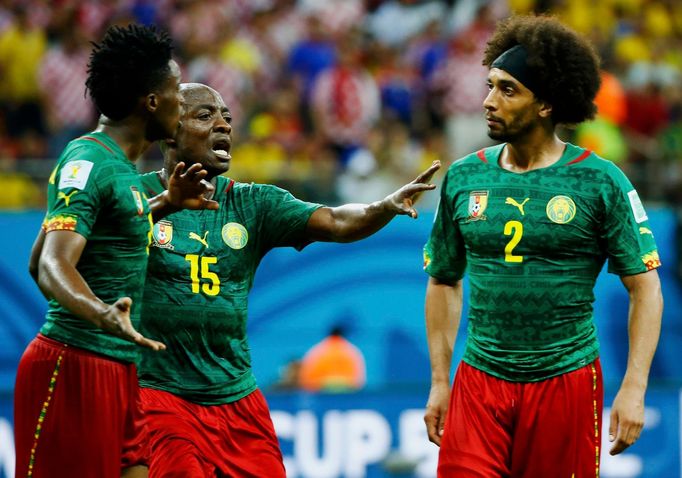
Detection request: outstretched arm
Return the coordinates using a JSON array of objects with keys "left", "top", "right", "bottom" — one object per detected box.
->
[
  {"left": 38, "top": 230, "right": 166, "bottom": 351},
  {"left": 148, "top": 161, "right": 219, "bottom": 222},
  {"left": 609, "top": 269, "right": 663, "bottom": 455},
  {"left": 424, "top": 276, "right": 462, "bottom": 447},
  {"left": 305, "top": 161, "right": 440, "bottom": 243}
]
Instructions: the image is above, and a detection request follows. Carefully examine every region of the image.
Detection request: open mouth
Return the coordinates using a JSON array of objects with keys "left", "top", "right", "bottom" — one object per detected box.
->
[{"left": 212, "top": 139, "right": 231, "bottom": 160}]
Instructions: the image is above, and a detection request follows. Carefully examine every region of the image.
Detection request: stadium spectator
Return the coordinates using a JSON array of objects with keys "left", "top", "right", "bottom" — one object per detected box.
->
[
  {"left": 299, "top": 325, "right": 367, "bottom": 392},
  {"left": 14, "top": 24, "right": 216, "bottom": 478},
  {"left": 136, "top": 82, "right": 439, "bottom": 477},
  {"left": 423, "top": 15, "right": 663, "bottom": 477}
]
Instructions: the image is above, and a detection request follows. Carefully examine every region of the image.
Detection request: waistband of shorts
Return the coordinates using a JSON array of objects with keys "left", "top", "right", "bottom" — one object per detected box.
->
[{"left": 36, "top": 333, "right": 134, "bottom": 366}]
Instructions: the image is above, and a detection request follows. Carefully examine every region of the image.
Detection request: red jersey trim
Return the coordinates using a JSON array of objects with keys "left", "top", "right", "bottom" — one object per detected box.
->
[
  {"left": 566, "top": 149, "right": 591, "bottom": 165},
  {"left": 80, "top": 136, "right": 114, "bottom": 154},
  {"left": 224, "top": 179, "right": 235, "bottom": 194},
  {"left": 476, "top": 149, "right": 488, "bottom": 163}
]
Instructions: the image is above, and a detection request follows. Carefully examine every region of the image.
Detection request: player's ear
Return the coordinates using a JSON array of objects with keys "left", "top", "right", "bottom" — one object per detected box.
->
[
  {"left": 538, "top": 100, "right": 552, "bottom": 119},
  {"left": 145, "top": 93, "right": 159, "bottom": 113}
]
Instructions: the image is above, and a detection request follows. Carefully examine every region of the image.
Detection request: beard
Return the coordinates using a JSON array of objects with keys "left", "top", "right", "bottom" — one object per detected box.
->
[{"left": 487, "top": 116, "right": 535, "bottom": 143}]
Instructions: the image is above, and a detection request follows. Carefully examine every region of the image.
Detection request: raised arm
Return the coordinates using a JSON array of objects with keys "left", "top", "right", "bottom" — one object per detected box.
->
[
  {"left": 424, "top": 276, "right": 463, "bottom": 447},
  {"left": 305, "top": 161, "right": 440, "bottom": 243},
  {"left": 38, "top": 230, "right": 166, "bottom": 351},
  {"left": 608, "top": 269, "right": 663, "bottom": 455}
]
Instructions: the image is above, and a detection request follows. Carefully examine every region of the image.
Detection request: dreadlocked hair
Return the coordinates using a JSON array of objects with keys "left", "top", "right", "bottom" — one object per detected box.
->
[
  {"left": 86, "top": 24, "right": 174, "bottom": 120},
  {"left": 483, "top": 15, "right": 601, "bottom": 125}
]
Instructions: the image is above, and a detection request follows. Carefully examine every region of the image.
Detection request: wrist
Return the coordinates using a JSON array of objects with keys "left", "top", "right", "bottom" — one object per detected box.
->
[{"left": 161, "top": 190, "right": 182, "bottom": 212}]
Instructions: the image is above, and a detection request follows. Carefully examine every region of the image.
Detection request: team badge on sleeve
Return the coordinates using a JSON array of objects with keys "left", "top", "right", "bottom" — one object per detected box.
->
[
  {"left": 152, "top": 220, "right": 174, "bottom": 249},
  {"left": 222, "top": 223, "right": 248, "bottom": 249},
  {"left": 130, "top": 187, "right": 144, "bottom": 215},
  {"left": 628, "top": 190, "right": 648, "bottom": 223},
  {"left": 58, "top": 160, "right": 93, "bottom": 190},
  {"left": 546, "top": 195, "right": 576, "bottom": 224},
  {"left": 641, "top": 250, "right": 661, "bottom": 271},
  {"left": 467, "top": 191, "right": 488, "bottom": 221}
]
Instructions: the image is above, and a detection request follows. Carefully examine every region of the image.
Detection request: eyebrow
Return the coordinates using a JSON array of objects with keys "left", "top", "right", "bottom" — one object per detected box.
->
[{"left": 192, "top": 104, "right": 231, "bottom": 114}]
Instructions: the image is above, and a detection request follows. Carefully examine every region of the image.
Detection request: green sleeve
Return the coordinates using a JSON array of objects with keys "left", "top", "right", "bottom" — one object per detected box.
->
[
  {"left": 257, "top": 184, "right": 323, "bottom": 250},
  {"left": 600, "top": 162, "right": 660, "bottom": 275},
  {"left": 424, "top": 171, "right": 467, "bottom": 282},
  {"left": 44, "top": 147, "right": 106, "bottom": 239}
]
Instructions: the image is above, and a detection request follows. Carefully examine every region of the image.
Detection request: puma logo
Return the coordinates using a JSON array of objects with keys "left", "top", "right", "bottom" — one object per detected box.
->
[
  {"left": 189, "top": 231, "right": 209, "bottom": 247},
  {"left": 639, "top": 227, "right": 653, "bottom": 235},
  {"left": 505, "top": 197, "right": 529, "bottom": 216},
  {"left": 57, "top": 191, "right": 78, "bottom": 206}
]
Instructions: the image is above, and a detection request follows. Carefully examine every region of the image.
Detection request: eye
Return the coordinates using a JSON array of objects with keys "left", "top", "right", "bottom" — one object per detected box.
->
[
  {"left": 223, "top": 116, "right": 232, "bottom": 124},
  {"left": 486, "top": 81, "right": 493, "bottom": 90},
  {"left": 504, "top": 87, "right": 514, "bottom": 96},
  {"left": 198, "top": 113, "right": 211, "bottom": 120}
]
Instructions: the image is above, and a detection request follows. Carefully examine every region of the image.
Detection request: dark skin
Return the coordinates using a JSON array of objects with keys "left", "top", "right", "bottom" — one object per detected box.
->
[
  {"left": 29, "top": 62, "right": 219, "bottom": 352},
  {"left": 423, "top": 67, "right": 663, "bottom": 455},
  {"left": 159, "top": 83, "right": 441, "bottom": 242}
]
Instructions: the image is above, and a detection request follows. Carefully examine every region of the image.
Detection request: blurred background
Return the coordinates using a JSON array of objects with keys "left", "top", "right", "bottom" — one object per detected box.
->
[{"left": 0, "top": 0, "right": 681, "bottom": 477}]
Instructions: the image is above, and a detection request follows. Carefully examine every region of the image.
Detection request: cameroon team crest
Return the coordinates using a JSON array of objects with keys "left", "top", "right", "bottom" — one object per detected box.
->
[
  {"left": 467, "top": 191, "right": 489, "bottom": 221},
  {"left": 153, "top": 220, "right": 174, "bottom": 249},
  {"left": 222, "top": 223, "right": 248, "bottom": 249},
  {"left": 546, "top": 195, "right": 576, "bottom": 224}
]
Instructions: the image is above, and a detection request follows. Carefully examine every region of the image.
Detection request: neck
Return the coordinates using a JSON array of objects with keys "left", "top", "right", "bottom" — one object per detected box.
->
[
  {"left": 500, "top": 125, "right": 564, "bottom": 172},
  {"left": 95, "top": 116, "right": 152, "bottom": 163}
]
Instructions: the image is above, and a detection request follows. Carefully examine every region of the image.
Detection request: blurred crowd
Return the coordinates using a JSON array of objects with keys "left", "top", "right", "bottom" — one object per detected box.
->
[{"left": 0, "top": 0, "right": 681, "bottom": 210}]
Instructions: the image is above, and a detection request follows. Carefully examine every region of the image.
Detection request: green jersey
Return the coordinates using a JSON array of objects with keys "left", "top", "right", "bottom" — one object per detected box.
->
[
  {"left": 41, "top": 132, "right": 152, "bottom": 363},
  {"left": 138, "top": 173, "right": 322, "bottom": 405},
  {"left": 424, "top": 143, "right": 660, "bottom": 382}
]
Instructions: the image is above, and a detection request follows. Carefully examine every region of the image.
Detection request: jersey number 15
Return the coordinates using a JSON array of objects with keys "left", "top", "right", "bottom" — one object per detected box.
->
[{"left": 185, "top": 254, "right": 221, "bottom": 296}]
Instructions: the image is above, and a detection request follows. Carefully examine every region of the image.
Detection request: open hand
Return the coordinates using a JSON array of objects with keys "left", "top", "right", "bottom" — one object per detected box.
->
[
  {"left": 98, "top": 297, "right": 166, "bottom": 351},
  {"left": 167, "top": 162, "right": 219, "bottom": 211},
  {"left": 384, "top": 160, "right": 441, "bottom": 218},
  {"left": 608, "top": 386, "right": 646, "bottom": 455}
]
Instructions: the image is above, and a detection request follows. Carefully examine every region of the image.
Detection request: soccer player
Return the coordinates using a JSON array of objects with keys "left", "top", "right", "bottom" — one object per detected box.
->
[
  {"left": 422, "top": 15, "right": 663, "bottom": 477},
  {"left": 16, "top": 25, "right": 217, "bottom": 478},
  {"left": 137, "top": 82, "right": 440, "bottom": 477}
]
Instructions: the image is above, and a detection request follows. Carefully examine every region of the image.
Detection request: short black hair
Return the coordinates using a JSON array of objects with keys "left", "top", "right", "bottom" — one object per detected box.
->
[
  {"left": 86, "top": 24, "right": 174, "bottom": 120},
  {"left": 483, "top": 15, "right": 601, "bottom": 125}
]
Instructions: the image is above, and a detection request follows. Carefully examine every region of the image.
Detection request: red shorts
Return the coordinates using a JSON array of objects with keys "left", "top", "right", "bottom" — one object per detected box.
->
[
  {"left": 14, "top": 334, "right": 147, "bottom": 478},
  {"left": 439, "top": 360, "right": 603, "bottom": 478},
  {"left": 140, "top": 387, "right": 285, "bottom": 478}
]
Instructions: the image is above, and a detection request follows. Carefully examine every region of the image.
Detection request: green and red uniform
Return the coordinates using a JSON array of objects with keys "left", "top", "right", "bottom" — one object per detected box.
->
[
  {"left": 139, "top": 173, "right": 321, "bottom": 477},
  {"left": 14, "top": 132, "right": 152, "bottom": 478},
  {"left": 424, "top": 143, "right": 660, "bottom": 477}
]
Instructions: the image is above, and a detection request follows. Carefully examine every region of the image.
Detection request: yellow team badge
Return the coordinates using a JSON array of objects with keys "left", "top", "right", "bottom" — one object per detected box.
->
[
  {"left": 546, "top": 195, "right": 576, "bottom": 224},
  {"left": 641, "top": 250, "right": 661, "bottom": 271},
  {"left": 152, "top": 220, "right": 174, "bottom": 249},
  {"left": 130, "top": 186, "right": 144, "bottom": 215},
  {"left": 467, "top": 191, "right": 489, "bottom": 221},
  {"left": 222, "top": 223, "right": 248, "bottom": 250}
]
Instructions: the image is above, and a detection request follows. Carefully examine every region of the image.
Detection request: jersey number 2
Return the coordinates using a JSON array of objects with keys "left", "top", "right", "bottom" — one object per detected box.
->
[
  {"left": 185, "top": 254, "right": 220, "bottom": 296},
  {"left": 504, "top": 220, "right": 523, "bottom": 263}
]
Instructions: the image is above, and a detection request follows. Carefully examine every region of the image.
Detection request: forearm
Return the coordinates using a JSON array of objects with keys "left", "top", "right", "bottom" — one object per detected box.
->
[
  {"left": 148, "top": 191, "right": 180, "bottom": 223},
  {"left": 38, "top": 257, "right": 107, "bottom": 326},
  {"left": 621, "top": 277, "right": 663, "bottom": 391},
  {"left": 312, "top": 201, "right": 395, "bottom": 243},
  {"left": 425, "top": 278, "right": 462, "bottom": 384}
]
